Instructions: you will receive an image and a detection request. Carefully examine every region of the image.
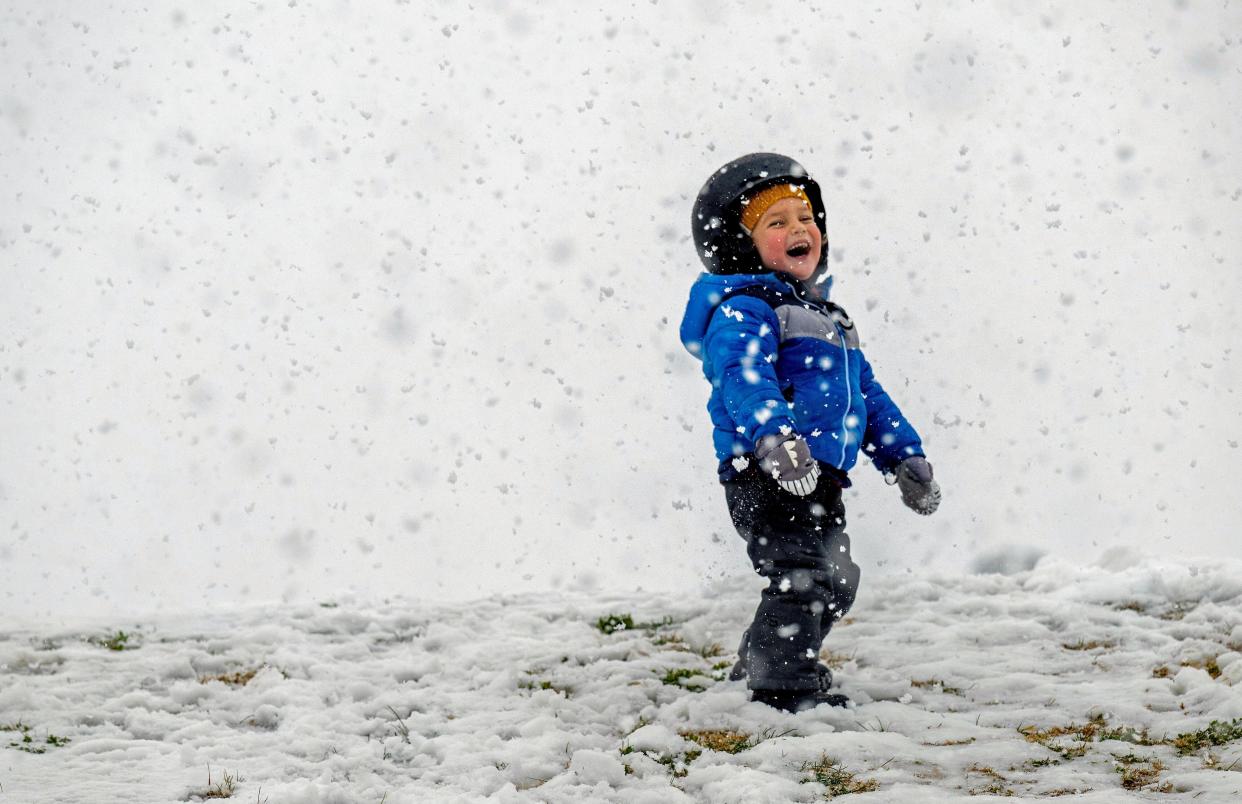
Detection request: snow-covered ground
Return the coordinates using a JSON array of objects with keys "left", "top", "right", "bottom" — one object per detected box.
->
[{"left": 4, "top": 550, "right": 1242, "bottom": 803}]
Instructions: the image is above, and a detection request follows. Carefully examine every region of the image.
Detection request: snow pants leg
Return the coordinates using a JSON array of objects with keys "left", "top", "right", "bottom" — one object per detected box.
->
[{"left": 723, "top": 460, "right": 860, "bottom": 691}]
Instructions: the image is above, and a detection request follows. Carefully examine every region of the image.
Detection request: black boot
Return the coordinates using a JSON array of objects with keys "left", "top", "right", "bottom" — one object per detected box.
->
[
  {"left": 751, "top": 688, "right": 850, "bottom": 712},
  {"left": 729, "top": 629, "right": 835, "bottom": 691}
]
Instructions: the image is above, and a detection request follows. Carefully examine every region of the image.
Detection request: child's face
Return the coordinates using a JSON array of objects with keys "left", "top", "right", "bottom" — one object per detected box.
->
[{"left": 750, "top": 198, "right": 823, "bottom": 280}]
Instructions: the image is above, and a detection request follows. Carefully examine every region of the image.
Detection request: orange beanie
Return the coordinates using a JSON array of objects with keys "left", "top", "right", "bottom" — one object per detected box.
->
[{"left": 738, "top": 183, "right": 812, "bottom": 233}]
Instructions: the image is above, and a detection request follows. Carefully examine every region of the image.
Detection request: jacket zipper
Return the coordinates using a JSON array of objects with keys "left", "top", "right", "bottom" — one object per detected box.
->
[{"left": 835, "top": 321, "right": 851, "bottom": 469}]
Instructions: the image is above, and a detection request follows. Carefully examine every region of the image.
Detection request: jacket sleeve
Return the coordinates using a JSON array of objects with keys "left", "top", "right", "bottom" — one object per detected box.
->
[
  {"left": 858, "top": 352, "right": 925, "bottom": 474},
  {"left": 701, "top": 295, "right": 797, "bottom": 445}
]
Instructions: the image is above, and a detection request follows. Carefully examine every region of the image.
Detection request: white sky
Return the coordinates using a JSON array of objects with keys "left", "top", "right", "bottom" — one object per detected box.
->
[{"left": 2, "top": 0, "right": 1240, "bottom": 621}]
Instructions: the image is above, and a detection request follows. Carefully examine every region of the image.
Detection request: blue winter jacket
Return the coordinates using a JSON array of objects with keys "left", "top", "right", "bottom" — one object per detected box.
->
[{"left": 679, "top": 272, "right": 924, "bottom": 482}]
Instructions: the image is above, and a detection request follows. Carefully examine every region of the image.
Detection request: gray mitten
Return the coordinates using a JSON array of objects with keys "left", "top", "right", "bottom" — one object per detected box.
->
[
  {"left": 891, "top": 456, "right": 941, "bottom": 515},
  {"left": 755, "top": 433, "right": 821, "bottom": 496}
]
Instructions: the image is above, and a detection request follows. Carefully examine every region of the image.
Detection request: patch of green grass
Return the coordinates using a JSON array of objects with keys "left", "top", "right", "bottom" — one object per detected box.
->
[
  {"left": 659, "top": 664, "right": 733, "bottom": 691},
  {"left": 654, "top": 749, "right": 701, "bottom": 778},
  {"left": 659, "top": 667, "right": 710, "bottom": 691},
  {"left": 619, "top": 744, "right": 701, "bottom": 778},
  {"left": 801, "top": 754, "right": 879, "bottom": 797},
  {"left": 596, "top": 613, "right": 636, "bottom": 634},
  {"left": 2, "top": 721, "right": 71, "bottom": 754},
  {"left": 86, "top": 629, "right": 138, "bottom": 651},
  {"left": 595, "top": 612, "right": 676, "bottom": 634},
  {"left": 1172, "top": 718, "right": 1242, "bottom": 756},
  {"left": 1113, "top": 752, "right": 1156, "bottom": 765}
]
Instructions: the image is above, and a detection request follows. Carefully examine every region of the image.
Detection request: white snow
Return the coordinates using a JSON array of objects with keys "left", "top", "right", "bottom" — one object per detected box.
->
[
  {"left": 2, "top": 0, "right": 1240, "bottom": 620},
  {"left": 3, "top": 551, "right": 1242, "bottom": 802},
  {"left": 0, "top": 1, "right": 1240, "bottom": 801}
]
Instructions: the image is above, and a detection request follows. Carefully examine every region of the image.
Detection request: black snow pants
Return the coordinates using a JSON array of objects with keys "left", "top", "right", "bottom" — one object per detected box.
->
[{"left": 723, "top": 458, "right": 860, "bottom": 691}]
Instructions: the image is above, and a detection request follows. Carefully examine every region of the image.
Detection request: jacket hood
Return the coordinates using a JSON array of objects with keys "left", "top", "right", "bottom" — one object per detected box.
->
[
  {"left": 690, "top": 152, "right": 831, "bottom": 286},
  {"left": 679, "top": 272, "right": 834, "bottom": 359}
]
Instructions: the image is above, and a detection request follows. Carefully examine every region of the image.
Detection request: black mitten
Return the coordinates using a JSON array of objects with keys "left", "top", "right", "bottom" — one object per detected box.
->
[
  {"left": 754, "top": 433, "right": 820, "bottom": 496},
  {"left": 893, "top": 456, "right": 941, "bottom": 515}
]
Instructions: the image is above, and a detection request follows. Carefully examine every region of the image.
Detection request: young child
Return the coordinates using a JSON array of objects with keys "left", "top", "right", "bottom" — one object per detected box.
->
[{"left": 679, "top": 153, "right": 941, "bottom": 713}]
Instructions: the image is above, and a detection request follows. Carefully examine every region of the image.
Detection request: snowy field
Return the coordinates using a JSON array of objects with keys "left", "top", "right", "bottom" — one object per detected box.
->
[{"left": 4, "top": 550, "right": 1242, "bottom": 803}]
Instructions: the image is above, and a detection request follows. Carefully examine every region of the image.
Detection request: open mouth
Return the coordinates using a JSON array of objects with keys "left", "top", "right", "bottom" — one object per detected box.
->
[{"left": 785, "top": 242, "right": 812, "bottom": 258}]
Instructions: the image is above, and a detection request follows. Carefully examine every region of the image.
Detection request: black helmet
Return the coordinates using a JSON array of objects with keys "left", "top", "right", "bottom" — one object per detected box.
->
[{"left": 690, "top": 152, "right": 829, "bottom": 278}]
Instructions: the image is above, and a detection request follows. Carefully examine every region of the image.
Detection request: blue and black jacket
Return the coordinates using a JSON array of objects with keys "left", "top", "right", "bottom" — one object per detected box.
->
[{"left": 679, "top": 272, "right": 924, "bottom": 483}]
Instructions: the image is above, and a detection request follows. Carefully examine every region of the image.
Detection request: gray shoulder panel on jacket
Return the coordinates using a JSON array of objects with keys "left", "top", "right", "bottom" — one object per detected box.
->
[{"left": 775, "top": 304, "right": 860, "bottom": 349}]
